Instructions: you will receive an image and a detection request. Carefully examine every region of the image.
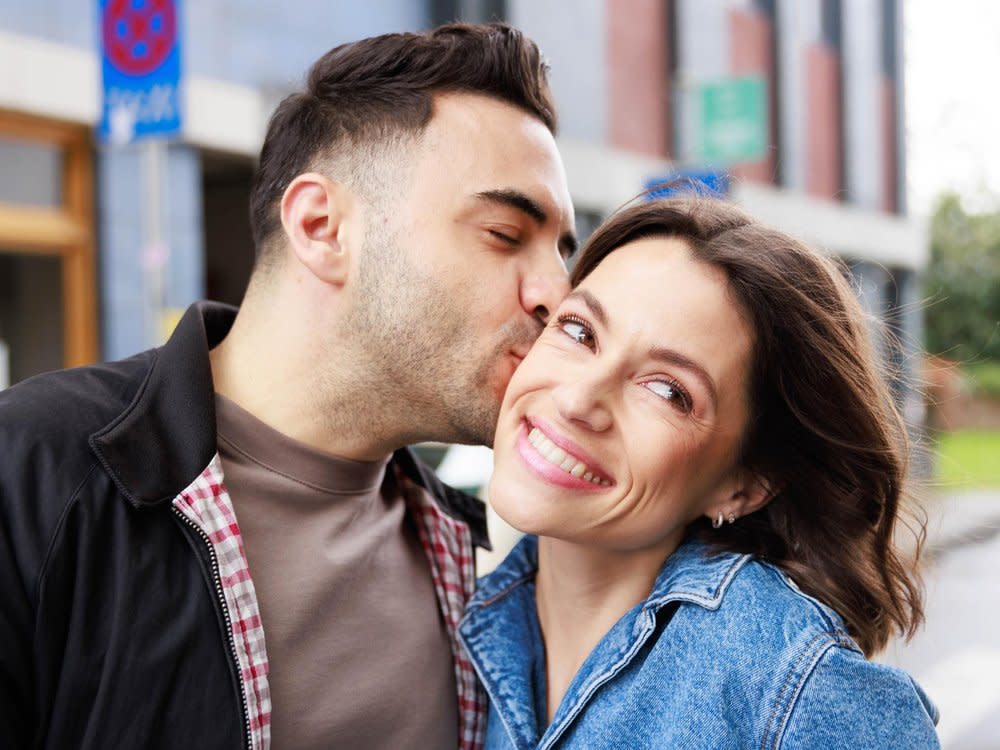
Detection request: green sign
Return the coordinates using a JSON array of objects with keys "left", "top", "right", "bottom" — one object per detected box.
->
[{"left": 697, "top": 76, "right": 767, "bottom": 165}]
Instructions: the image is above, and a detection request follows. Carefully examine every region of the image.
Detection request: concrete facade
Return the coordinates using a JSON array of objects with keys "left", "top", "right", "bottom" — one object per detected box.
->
[
  {"left": 842, "top": 0, "right": 884, "bottom": 209},
  {"left": 509, "top": 0, "right": 609, "bottom": 144}
]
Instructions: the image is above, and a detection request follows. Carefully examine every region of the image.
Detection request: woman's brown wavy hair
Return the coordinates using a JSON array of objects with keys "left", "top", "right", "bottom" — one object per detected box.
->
[{"left": 571, "top": 197, "right": 925, "bottom": 656}]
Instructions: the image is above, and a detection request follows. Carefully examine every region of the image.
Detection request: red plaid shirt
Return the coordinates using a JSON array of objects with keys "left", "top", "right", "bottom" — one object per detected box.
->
[{"left": 172, "top": 455, "right": 487, "bottom": 750}]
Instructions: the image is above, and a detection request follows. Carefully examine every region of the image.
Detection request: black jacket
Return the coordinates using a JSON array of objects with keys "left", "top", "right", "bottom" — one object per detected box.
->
[{"left": 0, "top": 302, "right": 488, "bottom": 749}]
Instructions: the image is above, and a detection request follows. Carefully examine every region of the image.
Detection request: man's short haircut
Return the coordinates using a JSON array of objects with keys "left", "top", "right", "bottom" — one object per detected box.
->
[{"left": 248, "top": 22, "right": 558, "bottom": 261}]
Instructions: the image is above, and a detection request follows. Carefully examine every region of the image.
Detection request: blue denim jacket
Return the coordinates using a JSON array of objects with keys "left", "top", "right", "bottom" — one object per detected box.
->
[{"left": 459, "top": 536, "right": 940, "bottom": 749}]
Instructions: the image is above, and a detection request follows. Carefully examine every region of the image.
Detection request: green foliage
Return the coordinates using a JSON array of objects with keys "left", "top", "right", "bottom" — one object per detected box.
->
[
  {"left": 966, "top": 361, "right": 1000, "bottom": 399},
  {"left": 924, "top": 194, "right": 1000, "bottom": 361},
  {"left": 935, "top": 430, "right": 1000, "bottom": 487}
]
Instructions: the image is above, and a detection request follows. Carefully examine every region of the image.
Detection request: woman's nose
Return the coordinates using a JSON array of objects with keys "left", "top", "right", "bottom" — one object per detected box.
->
[{"left": 550, "top": 378, "right": 613, "bottom": 433}]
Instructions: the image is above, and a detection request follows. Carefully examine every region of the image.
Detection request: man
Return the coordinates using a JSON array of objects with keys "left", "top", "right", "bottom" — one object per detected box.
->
[{"left": 0, "top": 23, "right": 576, "bottom": 750}]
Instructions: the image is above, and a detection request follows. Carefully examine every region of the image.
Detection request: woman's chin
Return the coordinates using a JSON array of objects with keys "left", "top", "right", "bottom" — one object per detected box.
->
[{"left": 488, "top": 482, "right": 553, "bottom": 537}]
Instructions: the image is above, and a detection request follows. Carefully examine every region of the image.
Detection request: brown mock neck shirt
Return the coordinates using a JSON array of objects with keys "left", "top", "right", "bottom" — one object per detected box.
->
[{"left": 215, "top": 394, "right": 458, "bottom": 750}]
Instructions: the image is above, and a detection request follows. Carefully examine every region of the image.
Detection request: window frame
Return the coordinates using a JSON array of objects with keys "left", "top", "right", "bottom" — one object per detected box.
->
[{"left": 0, "top": 109, "right": 97, "bottom": 369}]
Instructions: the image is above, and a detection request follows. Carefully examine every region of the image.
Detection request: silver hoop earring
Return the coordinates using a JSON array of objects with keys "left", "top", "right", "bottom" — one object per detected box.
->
[
  {"left": 728, "top": 512, "right": 737, "bottom": 524},
  {"left": 712, "top": 511, "right": 724, "bottom": 529}
]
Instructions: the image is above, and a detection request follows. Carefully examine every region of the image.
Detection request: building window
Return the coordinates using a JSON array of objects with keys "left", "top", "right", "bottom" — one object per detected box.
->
[
  {"left": 881, "top": 0, "right": 898, "bottom": 78},
  {"left": 821, "top": 0, "right": 843, "bottom": 51},
  {"left": 0, "top": 111, "right": 97, "bottom": 387},
  {"left": 753, "top": 0, "right": 776, "bottom": 18}
]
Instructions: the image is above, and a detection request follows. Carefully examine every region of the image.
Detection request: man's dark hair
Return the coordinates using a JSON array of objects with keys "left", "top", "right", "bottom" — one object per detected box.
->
[{"left": 249, "top": 22, "right": 558, "bottom": 259}]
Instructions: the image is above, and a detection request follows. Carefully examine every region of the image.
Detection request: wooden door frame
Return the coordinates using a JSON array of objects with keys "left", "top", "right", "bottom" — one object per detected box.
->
[{"left": 0, "top": 109, "right": 97, "bottom": 368}]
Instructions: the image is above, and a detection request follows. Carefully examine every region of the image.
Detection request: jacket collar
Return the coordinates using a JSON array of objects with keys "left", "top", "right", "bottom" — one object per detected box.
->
[
  {"left": 90, "top": 301, "right": 490, "bottom": 547},
  {"left": 90, "top": 301, "right": 233, "bottom": 509},
  {"left": 642, "top": 536, "right": 750, "bottom": 612},
  {"left": 463, "top": 536, "right": 750, "bottom": 750},
  {"left": 469, "top": 534, "right": 749, "bottom": 613}
]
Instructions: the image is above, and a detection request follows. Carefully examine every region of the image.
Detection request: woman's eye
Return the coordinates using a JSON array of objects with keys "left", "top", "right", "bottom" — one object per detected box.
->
[
  {"left": 644, "top": 380, "right": 693, "bottom": 413},
  {"left": 558, "top": 317, "right": 596, "bottom": 349}
]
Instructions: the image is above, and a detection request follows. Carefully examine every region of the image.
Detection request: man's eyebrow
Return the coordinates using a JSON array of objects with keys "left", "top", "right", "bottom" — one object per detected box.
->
[
  {"left": 566, "top": 289, "right": 608, "bottom": 328},
  {"left": 649, "top": 346, "right": 718, "bottom": 406},
  {"left": 475, "top": 189, "right": 547, "bottom": 224},
  {"left": 475, "top": 189, "right": 578, "bottom": 258}
]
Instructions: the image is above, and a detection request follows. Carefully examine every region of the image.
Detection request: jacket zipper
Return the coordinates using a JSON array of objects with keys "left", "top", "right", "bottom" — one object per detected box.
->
[{"left": 172, "top": 506, "right": 254, "bottom": 750}]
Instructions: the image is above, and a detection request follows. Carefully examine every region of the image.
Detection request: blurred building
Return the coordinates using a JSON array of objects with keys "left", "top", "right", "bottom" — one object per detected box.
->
[{"left": 0, "top": 0, "right": 921, "bottom": 436}]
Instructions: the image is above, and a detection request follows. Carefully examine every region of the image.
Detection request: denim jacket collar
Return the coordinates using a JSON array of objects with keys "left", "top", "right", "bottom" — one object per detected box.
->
[
  {"left": 467, "top": 534, "right": 750, "bottom": 617},
  {"left": 462, "top": 536, "right": 940, "bottom": 750},
  {"left": 461, "top": 536, "right": 752, "bottom": 750},
  {"left": 643, "top": 536, "right": 751, "bottom": 612}
]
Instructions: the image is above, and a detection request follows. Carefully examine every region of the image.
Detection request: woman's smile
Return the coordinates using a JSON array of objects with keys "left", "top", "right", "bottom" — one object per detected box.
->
[{"left": 516, "top": 418, "right": 614, "bottom": 489}]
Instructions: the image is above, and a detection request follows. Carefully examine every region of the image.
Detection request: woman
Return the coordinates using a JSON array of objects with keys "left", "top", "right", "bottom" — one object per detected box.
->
[{"left": 459, "top": 198, "right": 940, "bottom": 749}]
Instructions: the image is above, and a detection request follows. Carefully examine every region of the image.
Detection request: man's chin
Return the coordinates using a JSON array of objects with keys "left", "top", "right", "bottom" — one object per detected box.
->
[
  {"left": 452, "top": 360, "right": 517, "bottom": 446},
  {"left": 439, "top": 400, "right": 498, "bottom": 449}
]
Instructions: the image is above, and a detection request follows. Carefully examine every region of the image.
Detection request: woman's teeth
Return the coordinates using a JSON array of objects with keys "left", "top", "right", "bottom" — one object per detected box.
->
[{"left": 527, "top": 427, "right": 610, "bottom": 486}]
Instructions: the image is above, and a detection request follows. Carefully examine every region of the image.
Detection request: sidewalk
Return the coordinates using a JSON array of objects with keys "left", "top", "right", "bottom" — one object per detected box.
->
[
  {"left": 919, "top": 487, "right": 1000, "bottom": 557},
  {"left": 881, "top": 486, "right": 1000, "bottom": 750}
]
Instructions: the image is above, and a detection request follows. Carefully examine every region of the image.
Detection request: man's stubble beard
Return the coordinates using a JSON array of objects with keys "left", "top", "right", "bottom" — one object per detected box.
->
[{"left": 343, "top": 220, "right": 537, "bottom": 447}]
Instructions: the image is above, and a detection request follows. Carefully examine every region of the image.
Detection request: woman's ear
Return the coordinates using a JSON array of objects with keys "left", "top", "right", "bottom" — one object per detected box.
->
[
  {"left": 733, "top": 472, "right": 778, "bottom": 517},
  {"left": 706, "top": 470, "right": 779, "bottom": 526},
  {"left": 280, "top": 172, "right": 358, "bottom": 286}
]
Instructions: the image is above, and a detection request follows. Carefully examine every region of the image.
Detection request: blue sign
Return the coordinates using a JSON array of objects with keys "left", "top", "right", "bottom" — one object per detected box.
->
[
  {"left": 98, "top": 0, "right": 182, "bottom": 144},
  {"left": 645, "top": 170, "right": 730, "bottom": 200}
]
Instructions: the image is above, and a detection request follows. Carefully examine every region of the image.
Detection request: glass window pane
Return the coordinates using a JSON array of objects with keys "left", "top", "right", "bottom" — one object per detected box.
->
[
  {"left": 0, "top": 251, "right": 64, "bottom": 386},
  {"left": 0, "top": 136, "right": 63, "bottom": 208}
]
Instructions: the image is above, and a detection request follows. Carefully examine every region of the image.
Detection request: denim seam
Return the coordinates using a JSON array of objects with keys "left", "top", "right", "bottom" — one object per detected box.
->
[
  {"left": 764, "top": 564, "right": 845, "bottom": 635},
  {"left": 538, "top": 610, "right": 658, "bottom": 750},
  {"left": 471, "top": 571, "right": 537, "bottom": 611},
  {"left": 761, "top": 631, "right": 837, "bottom": 750}
]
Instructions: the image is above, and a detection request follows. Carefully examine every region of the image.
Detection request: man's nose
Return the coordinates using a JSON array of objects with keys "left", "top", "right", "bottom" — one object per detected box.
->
[{"left": 520, "top": 263, "right": 571, "bottom": 325}]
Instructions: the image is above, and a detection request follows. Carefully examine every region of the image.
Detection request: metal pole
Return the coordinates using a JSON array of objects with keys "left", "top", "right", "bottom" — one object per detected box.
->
[{"left": 141, "top": 138, "right": 169, "bottom": 347}]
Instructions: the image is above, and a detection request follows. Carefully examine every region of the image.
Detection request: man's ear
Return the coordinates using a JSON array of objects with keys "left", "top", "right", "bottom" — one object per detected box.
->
[{"left": 280, "top": 172, "right": 358, "bottom": 286}]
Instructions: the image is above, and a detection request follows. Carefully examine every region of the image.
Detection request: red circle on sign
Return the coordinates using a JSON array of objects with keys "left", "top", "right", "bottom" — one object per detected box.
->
[{"left": 102, "top": 0, "right": 176, "bottom": 77}]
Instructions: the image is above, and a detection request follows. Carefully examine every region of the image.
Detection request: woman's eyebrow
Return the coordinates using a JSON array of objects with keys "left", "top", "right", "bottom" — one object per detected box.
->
[{"left": 566, "top": 289, "right": 608, "bottom": 328}]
